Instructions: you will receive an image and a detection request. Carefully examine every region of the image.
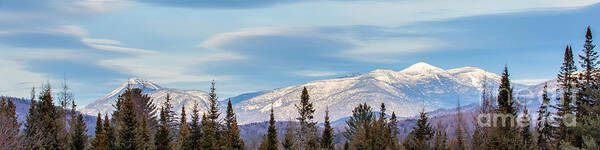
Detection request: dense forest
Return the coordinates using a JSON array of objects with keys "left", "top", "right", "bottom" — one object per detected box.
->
[{"left": 0, "top": 26, "right": 598, "bottom": 150}]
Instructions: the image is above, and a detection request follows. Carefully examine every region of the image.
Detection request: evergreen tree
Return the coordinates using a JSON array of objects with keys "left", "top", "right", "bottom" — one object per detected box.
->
[
  {"left": 295, "top": 87, "right": 319, "bottom": 149},
  {"left": 24, "top": 87, "right": 43, "bottom": 149},
  {"left": 520, "top": 106, "right": 532, "bottom": 150},
  {"left": 90, "top": 113, "right": 108, "bottom": 150},
  {"left": 388, "top": 112, "right": 401, "bottom": 149},
  {"left": 402, "top": 110, "right": 433, "bottom": 150},
  {"left": 37, "top": 84, "right": 61, "bottom": 149},
  {"left": 70, "top": 114, "right": 88, "bottom": 150},
  {"left": 260, "top": 106, "right": 279, "bottom": 150},
  {"left": 177, "top": 106, "right": 192, "bottom": 150},
  {"left": 282, "top": 123, "right": 295, "bottom": 150},
  {"left": 117, "top": 90, "right": 139, "bottom": 150},
  {"left": 344, "top": 103, "right": 374, "bottom": 149},
  {"left": 225, "top": 99, "right": 244, "bottom": 150},
  {"left": 188, "top": 103, "right": 202, "bottom": 150},
  {"left": 554, "top": 45, "right": 578, "bottom": 147},
  {"left": 136, "top": 113, "right": 151, "bottom": 150},
  {"left": 321, "top": 107, "right": 334, "bottom": 150},
  {"left": 201, "top": 81, "right": 221, "bottom": 150},
  {"left": 155, "top": 96, "right": 174, "bottom": 150},
  {"left": 536, "top": 83, "right": 553, "bottom": 150},
  {"left": 575, "top": 26, "right": 597, "bottom": 147},
  {"left": 0, "top": 97, "right": 20, "bottom": 149},
  {"left": 104, "top": 114, "right": 117, "bottom": 150},
  {"left": 489, "top": 66, "right": 520, "bottom": 149},
  {"left": 373, "top": 103, "right": 388, "bottom": 149},
  {"left": 200, "top": 113, "right": 218, "bottom": 150}
]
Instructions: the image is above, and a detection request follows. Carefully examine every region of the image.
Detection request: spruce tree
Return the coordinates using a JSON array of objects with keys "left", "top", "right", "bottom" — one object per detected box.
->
[
  {"left": 261, "top": 106, "right": 279, "bottom": 150},
  {"left": 24, "top": 87, "right": 42, "bottom": 149},
  {"left": 201, "top": 81, "right": 221, "bottom": 150},
  {"left": 554, "top": 45, "right": 577, "bottom": 146},
  {"left": 575, "top": 26, "right": 597, "bottom": 147},
  {"left": 388, "top": 112, "right": 400, "bottom": 149},
  {"left": 177, "top": 106, "right": 192, "bottom": 150},
  {"left": 117, "top": 90, "right": 139, "bottom": 150},
  {"left": 402, "top": 110, "right": 433, "bottom": 150},
  {"left": 491, "top": 66, "right": 519, "bottom": 149},
  {"left": 295, "top": 87, "right": 319, "bottom": 149},
  {"left": 104, "top": 114, "right": 117, "bottom": 150},
  {"left": 188, "top": 103, "right": 202, "bottom": 150},
  {"left": 136, "top": 113, "right": 151, "bottom": 150},
  {"left": 200, "top": 113, "right": 218, "bottom": 150},
  {"left": 37, "top": 84, "right": 61, "bottom": 149},
  {"left": 225, "top": 99, "right": 244, "bottom": 149},
  {"left": 536, "top": 83, "right": 553, "bottom": 150},
  {"left": 70, "top": 114, "right": 88, "bottom": 150},
  {"left": 155, "top": 96, "right": 173, "bottom": 150},
  {"left": 321, "top": 108, "right": 334, "bottom": 150},
  {"left": 344, "top": 103, "right": 374, "bottom": 149},
  {"left": 90, "top": 113, "right": 108, "bottom": 150}
]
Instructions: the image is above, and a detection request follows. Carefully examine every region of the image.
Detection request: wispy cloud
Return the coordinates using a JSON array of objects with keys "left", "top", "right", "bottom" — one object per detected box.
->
[{"left": 293, "top": 70, "right": 345, "bottom": 77}]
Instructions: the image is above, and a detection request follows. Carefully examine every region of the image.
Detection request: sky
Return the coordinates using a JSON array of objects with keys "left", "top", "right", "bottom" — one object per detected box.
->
[{"left": 0, "top": 0, "right": 599, "bottom": 106}]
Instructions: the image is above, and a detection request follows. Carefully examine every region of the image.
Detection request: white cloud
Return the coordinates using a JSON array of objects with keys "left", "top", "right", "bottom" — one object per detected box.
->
[
  {"left": 97, "top": 52, "right": 245, "bottom": 84},
  {"left": 82, "top": 37, "right": 158, "bottom": 54},
  {"left": 82, "top": 38, "right": 122, "bottom": 45},
  {"left": 293, "top": 70, "right": 344, "bottom": 77},
  {"left": 0, "top": 60, "right": 49, "bottom": 97},
  {"left": 200, "top": 27, "right": 321, "bottom": 50}
]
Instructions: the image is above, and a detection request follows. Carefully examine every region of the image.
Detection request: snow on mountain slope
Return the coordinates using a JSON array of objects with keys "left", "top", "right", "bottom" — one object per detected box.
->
[
  {"left": 81, "top": 78, "right": 212, "bottom": 116},
  {"left": 234, "top": 62, "right": 514, "bottom": 124}
]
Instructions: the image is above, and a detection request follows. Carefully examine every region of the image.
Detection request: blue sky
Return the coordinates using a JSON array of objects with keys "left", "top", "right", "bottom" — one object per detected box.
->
[{"left": 0, "top": 0, "right": 599, "bottom": 106}]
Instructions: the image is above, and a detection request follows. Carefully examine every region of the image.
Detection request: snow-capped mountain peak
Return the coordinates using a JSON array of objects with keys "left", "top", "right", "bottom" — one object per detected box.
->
[
  {"left": 400, "top": 62, "right": 444, "bottom": 74},
  {"left": 126, "top": 77, "right": 162, "bottom": 90},
  {"left": 81, "top": 78, "right": 210, "bottom": 117}
]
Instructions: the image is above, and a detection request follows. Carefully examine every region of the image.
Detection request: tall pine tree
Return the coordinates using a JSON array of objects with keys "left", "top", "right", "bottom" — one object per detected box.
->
[
  {"left": 554, "top": 45, "right": 577, "bottom": 147},
  {"left": 295, "top": 87, "right": 319, "bottom": 149},
  {"left": 260, "top": 105, "right": 279, "bottom": 150},
  {"left": 225, "top": 99, "right": 244, "bottom": 150},
  {"left": 155, "top": 95, "right": 174, "bottom": 150},
  {"left": 188, "top": 103, "right": 202, "bottom": 150},
  {"left": 201, "top": 81, "right": 221, "bottom": 150},
  {"left": 344, "top": 103, "right": 374, "bottom": 149},
  {"left": 321, "top": 107, "right": 334, "bottom": 150},
  {"left": 37, "top": 84, "right": 62, "bottom": 149},
  {"left": 104, "top": 114, "right": 117, "bottom": 150},
  {"left": 90, "top": 113, "right": 108, "bottom": 150},
  {"left": 117, "top": 90, "right": 139, "bottom": 150},
  {"left": 536, "top": 83, "right": 553, "bottom": 150},
  {"left": 177, "top": 106, "right": 192, "bottom": 150},
  {"left": 403, "top": 110, "right": 433, "bottom": 150},
  {"left": 70, "top": 113, "right": 88, "bottom": 150}
]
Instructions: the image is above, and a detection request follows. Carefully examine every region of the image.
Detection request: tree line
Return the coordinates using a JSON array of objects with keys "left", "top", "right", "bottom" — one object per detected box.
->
[{"left": 0, "top": 26, "right": 598, "bottom": 150}]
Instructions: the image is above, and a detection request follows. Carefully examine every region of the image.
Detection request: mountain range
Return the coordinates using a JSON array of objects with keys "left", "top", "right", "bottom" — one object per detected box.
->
[{"left": 81, "top": 62, "right": 549, "bottom": 124}]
